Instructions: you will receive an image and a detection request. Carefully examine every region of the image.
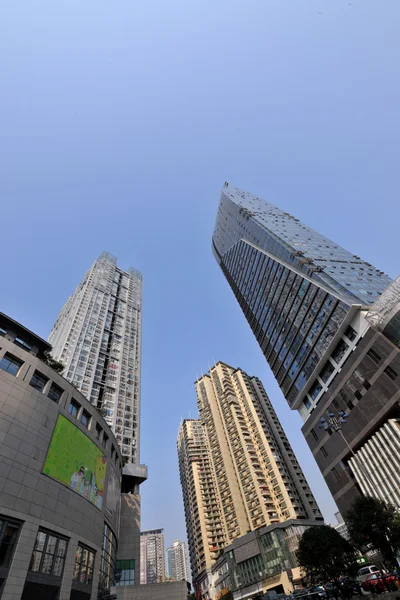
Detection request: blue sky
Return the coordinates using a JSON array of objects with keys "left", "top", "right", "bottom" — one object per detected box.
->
[{"left": 1, "top": 0, "right": 399, "bottom": 551}]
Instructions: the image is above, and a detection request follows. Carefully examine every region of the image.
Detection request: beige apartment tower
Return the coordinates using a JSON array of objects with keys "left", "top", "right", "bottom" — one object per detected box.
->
[{"left": 178, "top": 362, "right": 322, "bottom": 585}]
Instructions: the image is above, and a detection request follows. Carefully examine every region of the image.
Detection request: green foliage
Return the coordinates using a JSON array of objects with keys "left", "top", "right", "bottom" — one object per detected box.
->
[
  {"left": 39, "top": 350, "right": 65, "bottom": 373},
  {"left": 346, "top": 496, "right": 400, "bottom": 567},
  {"left": 297, "top": 525, "right": 358, "bottom": 584}
]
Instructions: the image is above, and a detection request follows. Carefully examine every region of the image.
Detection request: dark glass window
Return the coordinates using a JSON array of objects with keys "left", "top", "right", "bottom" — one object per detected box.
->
[
  {"left": 14, "top": 337, "right": 32, "bottom": 351},
  {"left": 332, "top": 467, "right": 340, "bottom": 481},
  {"left": 332, "top": 339, "right": 349, "bottom": 364},
  {"left": 95, "top": 424, "right": 102, "bottom": 440},
  {"left": 321, "top": 446, "right": 328, "bottom": 458},
  {"left": 354, "top": 390, "right": 362, "bottom": 400},
  {"left": 309, "top": 381, "right": 322, "bottom": 401},
  {"left": 99, "top": 524, "right": 117, "bottom": 595},
  {"left": 344, "top": 325, "right": 357, "bottom": 342},
  {"left": 320, "top": 361, "right": 335, "bottom": 383},
  {"left": 363, "top": 380, "right": 371, "bottom": 390},
  {"left": 0, "top": 353, "right": 23, "bottom": 376},
  {"left": 80, "top": 411, "right": 91, "bottom": 429},
  {"left": 0, "top": 517, "right": 21, "bottom": 567},
  {"left": 69, "top": 400, "right": 81, "bottom": 418},
  {"left": 384, "top": 366, "right": 398, "bottom": 381},
  {"left": 0, "top": 327, "right": 6, "bottom": 336},
  {"left": 30, "top": 371, "right": 48, "bottom": 392},
  {"left": 73, "top": 544, "right": 95, "bottom": 586},
  {"left": 102, "top": 433, "right": 109, "bottom": 449},
  {"left": 116, "top": 559, "right": 135, "bottom": 586},
  {"left": 367, "top": 348, "right": 381, "bottom": 364},
  {"left": 311, "top": 429, "right": 318, "bottom": 442},
  {"left": 30, "top": 530, "right": 67, "bottom": 577},
  {"left": 48, "top": 383, "right": 63, "bottom": 403}
]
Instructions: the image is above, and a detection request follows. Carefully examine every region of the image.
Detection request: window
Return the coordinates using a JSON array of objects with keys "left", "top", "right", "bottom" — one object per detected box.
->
[
  {"left": 344, "top": 325, "right": 357, "bottom": 342},
  {"left": 111, "top": 445, "right": 116, "bottom": 460},
  {"left": 48, "top": 383, "right": 63, "bottom": 403},
  {"left": 68, "top": 400, "right": 81, "bottom": 418},
  {"left": 14, "top": 337, "right": 32, "bottom": 351},
  {"left": 95, "top": 424, "right": 102, "bottom": 440},
  {"left": 0, "top": 517, "right": 21, "bottom": 567},
  {"left": 384, "top": 365, "right": 398, "bottom": 381},
  {"left": 321, "top": 446, "right": 328, "bottom": 458},
  {"left": 30, "top": 530, "right": 68, "bottom": 577},
  {"left": 367, "top": 348, "right": 381, "bottom": 364},
  {"left": 30, "top": 371, "right": 49, "bottom": 392},
  {"left": 0, "top": 353, "right": 23, "bottom": 376},
  {"left": 99, "top": 524, "right": 117, "bottom": 595},
  {"left": 73, "top": 544, "right": 95, "bottom": 585},
  {"left": 332, "top": 340, "right": 349, "bottom": 364},
  {"left": 116, "top": 559, "right": 135, "bottom": 586},
  {"left": 320, "top": 361, "right": 335, "bottom": 383},
  {"left": 311, "top": 429, "right": 318, "bottom": 442},
  {"left": 332, "top": 467, "right": 340, "bottom": 481},
  {"left": 102, "top": 433, "right": 109, "bottom": 449},
  {"left": 304, "top": 398, "right": 311, "bottom": 409},
  {"left": 363, "top": 380, "right": 371, "bottom": 390},
  {"left": 354, "top": 390, "right": 362, "bottom": 400},
  {"left": 0, "top": 327, "right": 6, "bottom": 337},
  {"left": 80, "top": 410, "right": 91, "bottom": 429}
]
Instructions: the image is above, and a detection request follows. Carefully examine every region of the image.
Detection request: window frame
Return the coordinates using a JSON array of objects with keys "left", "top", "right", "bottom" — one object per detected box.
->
[
  {"left": 73, "top": 543, "right": 95, "bottom": 586},
  {"left": 29, "top": 370, "right": 49, "bottom": 392},
  {"left": 0, "top": 516, "right": 22, "bottom": 568},
  {"left": 68, "top": 400, "right": 81, "bottom": 418},
  {"left": 80, "top": 410, "right": 91, "bottom": 429},
  {"left": 48, "top": 383, "right": 63, "bottom": 403},
  {"left": 29, "top": 529, "right": 68, "bottom": 578},
  {"left": 0, "top": 353, "right": 23, "bottom": 376}
]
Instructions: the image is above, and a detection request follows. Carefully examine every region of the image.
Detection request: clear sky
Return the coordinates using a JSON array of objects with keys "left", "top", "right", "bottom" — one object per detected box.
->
[{"left": 1, "top": 0, "right": 399, "bottom": 552}]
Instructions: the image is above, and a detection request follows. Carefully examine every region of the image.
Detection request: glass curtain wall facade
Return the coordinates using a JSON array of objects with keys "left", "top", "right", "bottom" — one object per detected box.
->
[
  {"left": 49, "top": 251, "right": 142, "bottom": 464},
  {"left": 212, "top": 185, "right": 392, "bottom": 412}
]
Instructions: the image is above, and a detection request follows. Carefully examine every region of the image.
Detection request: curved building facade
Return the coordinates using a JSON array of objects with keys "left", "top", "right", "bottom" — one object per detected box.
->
[{"left": 0, "top": 312, "right": 123, "bottom": 600}]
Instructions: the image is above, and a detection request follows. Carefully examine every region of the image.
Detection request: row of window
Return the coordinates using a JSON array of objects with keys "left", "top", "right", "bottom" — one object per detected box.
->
[
  {"left": 0, "top": 517, "right": 95, "bottom": 587},
  {"left": 0, "top": 352, "right": 120, "bottom": 464}
]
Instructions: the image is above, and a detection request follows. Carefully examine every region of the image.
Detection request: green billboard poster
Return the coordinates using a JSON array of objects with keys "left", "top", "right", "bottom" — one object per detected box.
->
[{"left": 43, "top": 414, "right": 107, "bottom": 509}]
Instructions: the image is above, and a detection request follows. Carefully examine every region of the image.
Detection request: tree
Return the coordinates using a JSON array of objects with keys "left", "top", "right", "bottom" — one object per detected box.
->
[
  {"left": 38, "top": 350, "right": 65, "bottom": 374},
  {"left": 346, "top": 496, "right": 400, "bottom": 567},
  {"left": 297, "top": 525, "right": 358, "bottom": 584}
]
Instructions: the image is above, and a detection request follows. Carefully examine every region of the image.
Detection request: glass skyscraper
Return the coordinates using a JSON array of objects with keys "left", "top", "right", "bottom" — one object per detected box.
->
[
  {"left": 212, "top": 184, "right": 392, "bottom": 417},
  {"left": 49, "top": 251, "right": 142, "bottom": 464}
]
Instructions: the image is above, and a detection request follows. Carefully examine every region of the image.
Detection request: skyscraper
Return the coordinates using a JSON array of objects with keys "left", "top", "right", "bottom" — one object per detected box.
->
[
  {"left": 178, "top": 362, "right": 322, "bottom": 589},
  {"left": 213, "top": 184, "right": 400, "bottom": 513},
  {"left": 49, "top": 251, "right": 142, "bottom": 464},
  {"left": 212, "top": 184, "right": 392, "bottom": 417},
  {"left": 165, "top": 540, "right": 190, "bottom": 582},
  {"left": 140, "top": 529, "right": 165, "bottom": 584}
]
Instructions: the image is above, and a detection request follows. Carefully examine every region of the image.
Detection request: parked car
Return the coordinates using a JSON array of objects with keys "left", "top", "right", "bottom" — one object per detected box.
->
[
  {"left": 309, "top": 586, "right": 328, "bottom": 599},
  {"left": 356, "top": 566, "right": 381, "bottom": 583},
  {"left": 361, "top": 573, "right": 397, "bottom": 593},
  {"left": 339, "top": 577, "right": 362, "bottom": 597}
]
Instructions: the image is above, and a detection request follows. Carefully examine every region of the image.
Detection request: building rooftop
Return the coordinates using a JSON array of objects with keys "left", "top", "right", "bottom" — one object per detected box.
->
[{"left": 0, "top": 312, "right": 52, "bottom": 355}]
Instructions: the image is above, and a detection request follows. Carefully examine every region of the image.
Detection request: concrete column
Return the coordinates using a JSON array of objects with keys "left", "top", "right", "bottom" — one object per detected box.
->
[{"left": 2, "top": 521, "right": 38, "bottom": 600}]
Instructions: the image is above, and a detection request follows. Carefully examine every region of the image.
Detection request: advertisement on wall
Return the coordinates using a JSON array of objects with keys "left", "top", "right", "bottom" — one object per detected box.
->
[
  {"left": 43, "top": 415, "right": 107, "bottom": 509},
  {"left": 105, "top": 467, "right": 121, "bottom": 528}
]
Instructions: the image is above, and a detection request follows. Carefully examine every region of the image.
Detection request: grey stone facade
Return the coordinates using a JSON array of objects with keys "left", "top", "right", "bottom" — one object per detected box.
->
[
  {"left": 0, "top": 315, "right": 123, "bottom": 600},
  {"left": 302, "top": 327, "right": 400, "bottom": 513},
  {"left": 111, "top": 581, "right": 189, "bottom": 600}
]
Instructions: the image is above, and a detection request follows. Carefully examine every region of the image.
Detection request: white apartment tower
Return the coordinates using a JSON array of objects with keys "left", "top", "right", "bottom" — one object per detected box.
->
[
  {"left": 140, "top": 529, "right": 165, "bottom": 584},
  {"left": 166, "top": 540, "right": 190, "bottom": 583},
  {"left": 49, "top": 251, "right": 142, "bottom": 464}
]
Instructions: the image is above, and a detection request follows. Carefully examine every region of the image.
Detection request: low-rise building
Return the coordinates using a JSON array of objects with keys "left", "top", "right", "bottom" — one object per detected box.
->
[{"left": 0, "top": 312, "right": 147, "bottom": 600}]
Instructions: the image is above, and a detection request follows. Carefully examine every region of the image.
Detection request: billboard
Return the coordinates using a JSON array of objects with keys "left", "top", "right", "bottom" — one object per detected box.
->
[{"left": 43, "top": 415, "right": 107, "bottom": 509}]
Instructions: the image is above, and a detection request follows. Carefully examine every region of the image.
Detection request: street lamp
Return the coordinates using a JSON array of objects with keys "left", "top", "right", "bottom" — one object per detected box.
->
[{"left": 319, "top": 411, "right": 376, "bottom": 493}]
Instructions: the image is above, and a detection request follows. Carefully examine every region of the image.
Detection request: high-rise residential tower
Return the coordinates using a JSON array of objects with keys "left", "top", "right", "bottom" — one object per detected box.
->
[
  {"left": 140, "top": 529, "right": 165, "bottom": 584},
  {"left": 178, "top": 362, "right": 322, "bottom": 590},
  {"left": 213, "top": 184, "right": 400, "bottom": 513},
  {"left": 49, "top": 251, "right": 142, "bottom": 464},
  {"left": 165, "top": 540, "right": 190, "bottom": 582}
]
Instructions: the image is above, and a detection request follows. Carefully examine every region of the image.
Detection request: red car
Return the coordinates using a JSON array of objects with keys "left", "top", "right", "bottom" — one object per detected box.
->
[{"left": 361, "top": 573, "right": 397, "bottom": 593}]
